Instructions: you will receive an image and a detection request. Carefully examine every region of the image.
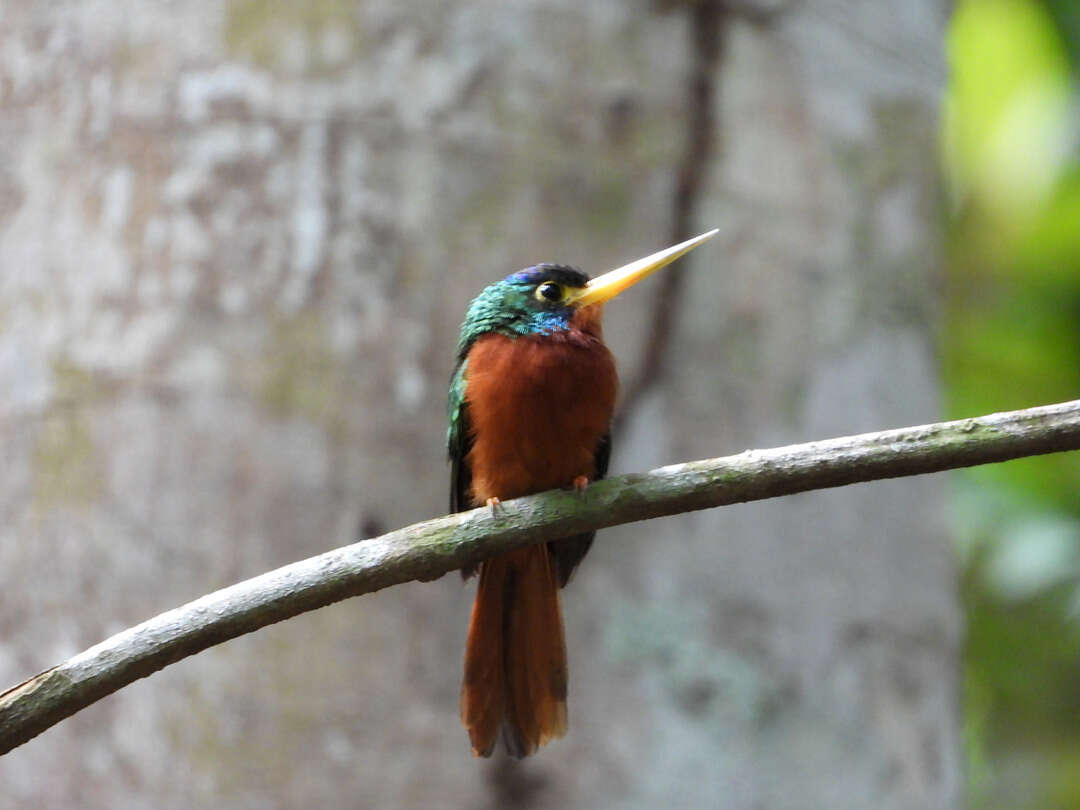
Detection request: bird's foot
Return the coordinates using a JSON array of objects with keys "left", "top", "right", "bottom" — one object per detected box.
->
[
  {"left": 485, "top": 497, "right": 502, "bottom": 517},
  {"left": 571, "top": 476, "right": 589, "bottom": 495}
]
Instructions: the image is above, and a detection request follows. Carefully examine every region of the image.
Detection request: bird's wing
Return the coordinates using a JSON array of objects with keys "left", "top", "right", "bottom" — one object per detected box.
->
[
  {"left": 593, "top": 431, "right": 612, "bottom": 481},
  {"left": 448, "top": 359, "right": 473, "bottom": 515},
  {"left": 551, "top": 431, "right": 611, "bottom": 588}
]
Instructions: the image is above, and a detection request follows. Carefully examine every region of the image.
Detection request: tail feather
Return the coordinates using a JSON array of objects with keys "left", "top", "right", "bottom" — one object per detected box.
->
[
  {"left": 461, "top": 545, "right": 568, "bottom": 758},
  {"left": 460, "top": 558, "right": 508, "bottom": 757}
]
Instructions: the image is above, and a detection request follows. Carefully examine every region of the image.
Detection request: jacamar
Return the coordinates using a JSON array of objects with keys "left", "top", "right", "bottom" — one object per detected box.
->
[{"left": 449, "top": 229, "right": 718, "bottom": 757}]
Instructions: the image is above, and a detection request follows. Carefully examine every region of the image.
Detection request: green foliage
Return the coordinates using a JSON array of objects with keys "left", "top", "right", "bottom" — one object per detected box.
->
[{"left": 944, "top": 1, "right": 1080, "bottom": 806}]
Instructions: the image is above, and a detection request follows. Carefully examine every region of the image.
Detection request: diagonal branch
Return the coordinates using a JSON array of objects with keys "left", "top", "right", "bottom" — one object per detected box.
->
[{"left": 2, "top": 399, "right": 1079, "bottom": 755}]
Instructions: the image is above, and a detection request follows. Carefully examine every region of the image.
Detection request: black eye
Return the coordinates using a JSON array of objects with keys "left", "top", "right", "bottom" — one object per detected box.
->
[{"left": 536, "top": 282, "right": 564, "bottom": 302}]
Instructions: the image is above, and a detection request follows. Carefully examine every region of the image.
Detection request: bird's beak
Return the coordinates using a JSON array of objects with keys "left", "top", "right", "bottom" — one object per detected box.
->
[{"left": 568, "top": 228, "right": 719, "bottom": 308}]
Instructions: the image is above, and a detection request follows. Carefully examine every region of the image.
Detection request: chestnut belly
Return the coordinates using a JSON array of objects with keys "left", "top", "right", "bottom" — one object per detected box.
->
[{"left": 463, "top": 332, "right": 617, "bottom": 503}]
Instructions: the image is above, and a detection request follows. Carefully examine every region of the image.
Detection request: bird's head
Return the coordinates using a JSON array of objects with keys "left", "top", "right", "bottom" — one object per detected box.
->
[{"left": 456, "top": 229, "right": 718, "bottom": 358}]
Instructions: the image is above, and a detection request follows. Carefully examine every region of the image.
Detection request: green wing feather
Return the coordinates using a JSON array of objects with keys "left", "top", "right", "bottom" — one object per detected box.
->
[{"left": 449, "top": 282, "right": 506, "bottom": 514}]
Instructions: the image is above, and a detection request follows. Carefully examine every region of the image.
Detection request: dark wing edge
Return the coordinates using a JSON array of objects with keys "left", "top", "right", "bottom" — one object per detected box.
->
[
  {"left": 593, "top": 431, "right": 612, "bottom": 480},
  {"left": 449, "top": 403, "right": 473, "bottom": 515},
  {"left": 449, "top": 361, "right": 478, "bottom": 578},
  {"left": 551, "top": 431, "right": 611, "bottom": 588}
]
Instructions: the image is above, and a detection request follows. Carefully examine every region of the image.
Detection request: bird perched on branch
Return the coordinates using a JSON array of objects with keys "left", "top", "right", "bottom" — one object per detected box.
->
[{"left": 449, "top": 229, "right": 717, "bottom": 757}]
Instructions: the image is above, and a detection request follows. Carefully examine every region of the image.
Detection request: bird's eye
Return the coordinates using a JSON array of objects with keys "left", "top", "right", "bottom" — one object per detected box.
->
[{"left": 535, "top": 282, "right": 564, "bottom": 303}]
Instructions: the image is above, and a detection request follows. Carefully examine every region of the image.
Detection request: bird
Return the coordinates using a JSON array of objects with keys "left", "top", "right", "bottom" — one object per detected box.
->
[{"left": 448, "top": 228, "right": 718, "bottom": 757}]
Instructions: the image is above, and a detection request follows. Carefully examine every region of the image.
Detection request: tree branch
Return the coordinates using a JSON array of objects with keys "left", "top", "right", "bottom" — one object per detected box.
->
[{"left": 2, "top": 399, "right": 1079, "bottom": 754}]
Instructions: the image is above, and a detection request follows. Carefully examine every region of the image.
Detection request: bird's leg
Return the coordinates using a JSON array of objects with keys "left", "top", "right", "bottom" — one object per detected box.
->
[
  {"left": 571, "top": 476, "right": 589, "bottom": 496},
  {"left": 485, "top": 496, "right": 502, "bottom": 517}
]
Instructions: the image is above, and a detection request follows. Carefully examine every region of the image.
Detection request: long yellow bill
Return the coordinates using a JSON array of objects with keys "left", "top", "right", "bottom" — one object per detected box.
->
[{"left": 569, "top": 228, "right": 719, "bottom": 308}]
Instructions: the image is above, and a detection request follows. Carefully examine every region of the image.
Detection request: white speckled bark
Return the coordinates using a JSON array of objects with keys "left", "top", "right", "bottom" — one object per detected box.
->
[{"left": 0, "top": 1, "right": 957, "bottom": 807}]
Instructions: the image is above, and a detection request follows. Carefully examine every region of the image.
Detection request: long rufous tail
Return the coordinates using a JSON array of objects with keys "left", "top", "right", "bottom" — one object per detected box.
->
[{"left": 460, "top": 544, "right": 568, "bottom": 758}]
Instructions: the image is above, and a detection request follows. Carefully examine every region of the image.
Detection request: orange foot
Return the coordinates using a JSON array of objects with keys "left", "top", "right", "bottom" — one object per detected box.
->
[
  {"left": 485, "top": 496, "right": 501, "bottom": 517},
  {"left": 571, "top": 476, "right": 589, "bottom": 494}
]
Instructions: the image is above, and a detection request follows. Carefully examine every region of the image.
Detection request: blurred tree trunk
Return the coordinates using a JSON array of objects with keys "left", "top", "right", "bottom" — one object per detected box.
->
[{"left": 0, "top": 1, "right": 957, "bottom": 808}]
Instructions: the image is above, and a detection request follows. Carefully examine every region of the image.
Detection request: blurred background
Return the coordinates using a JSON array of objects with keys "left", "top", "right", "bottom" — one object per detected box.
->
[
  {"left": 0, "top": 0, "right": 1074, "bottom": 808},
  {"left": 945, "top": 1, "right": 1080, "bottom": 807}
]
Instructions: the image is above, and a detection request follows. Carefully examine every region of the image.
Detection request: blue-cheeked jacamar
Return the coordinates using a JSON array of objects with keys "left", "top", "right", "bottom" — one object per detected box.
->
[{"left": 449, "top": 229, "right": 718, "bottom": 757}]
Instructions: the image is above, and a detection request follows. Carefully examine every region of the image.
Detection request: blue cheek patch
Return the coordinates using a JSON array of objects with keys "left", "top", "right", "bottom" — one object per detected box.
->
[{"left": 529, "top": 308, "right": 572, "bottom": 335}]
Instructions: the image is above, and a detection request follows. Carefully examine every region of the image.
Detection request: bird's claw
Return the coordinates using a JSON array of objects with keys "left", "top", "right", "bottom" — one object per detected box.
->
[
  {"left": 486, "top": 497, "right": 502, "bottom": 517},
  {"left": 571, "top": 476, "right": 589, "bottom": 496}
]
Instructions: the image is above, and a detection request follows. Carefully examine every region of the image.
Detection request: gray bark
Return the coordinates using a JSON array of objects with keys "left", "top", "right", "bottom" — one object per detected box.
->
[{"left": 0, "top": 1, "right": 958, "bottom": 808}]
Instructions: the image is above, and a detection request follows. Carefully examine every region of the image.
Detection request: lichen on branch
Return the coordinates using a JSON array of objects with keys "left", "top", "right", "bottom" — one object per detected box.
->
[{"left": 1, "top": 399, "right": 1078, "bottom": 755}]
